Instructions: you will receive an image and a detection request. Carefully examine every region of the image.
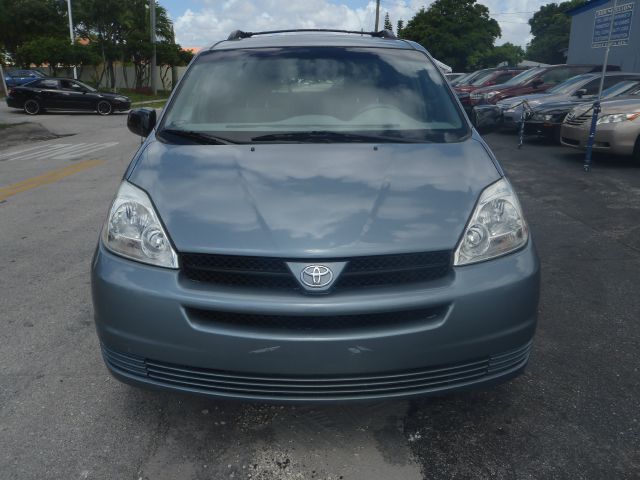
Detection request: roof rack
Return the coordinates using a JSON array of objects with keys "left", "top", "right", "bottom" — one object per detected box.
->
[{"left": 226, "top": 29, "right": 397, "bottom": 41}]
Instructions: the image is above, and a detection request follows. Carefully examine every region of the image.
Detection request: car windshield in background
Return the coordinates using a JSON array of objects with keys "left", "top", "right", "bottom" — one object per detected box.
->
[
  {"left": 470, "top": 71, "right": 497, "bottom": 86},
  {"left": 501, "top": 67, "right": 541, "bottom": 86},
  {"left": 602, "top": 80, "right": 640, "bottom": 98},
  {"left": 450, "top": 72, "right": 472, "bottom": 85},
  {"left": 160, "top": 47, "right": 468, "bottom": 144},
  {"left": 546, "top": 74, "right": 593, "bottom": 94}
]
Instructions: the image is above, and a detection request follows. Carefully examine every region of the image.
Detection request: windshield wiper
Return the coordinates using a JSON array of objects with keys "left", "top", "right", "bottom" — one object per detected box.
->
[
  {"left": 250, "top": 131, "right": 424, "bottom": 143},
  {"left": 160, "top": 128, "right": 237, "bottom": 145}
]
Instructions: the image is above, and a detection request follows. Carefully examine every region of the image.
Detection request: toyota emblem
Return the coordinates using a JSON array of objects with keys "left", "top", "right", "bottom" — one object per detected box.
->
[{"left": 300, "top": 265, "right": 333, "bottom": 288}]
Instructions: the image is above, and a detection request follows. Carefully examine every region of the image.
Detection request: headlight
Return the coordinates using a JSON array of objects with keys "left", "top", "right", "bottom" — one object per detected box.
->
[
  {"left": 454, "top": 178, "right": 528, "bottom": 266},
  {"left": 597, "top": 112, "right": 640, "bottom": 124},
  {"left": 457, "top": 92, "right": 470, "bottom": 98},
  {"left": 486, "top": 91, "right": 499, "bottom": 99},
  {"left": 114, "top": 96, "right": 128, "bottom": 102},
  {"left": 102, "top": 181, "right": 178, "bottom": 268},
  {"left": 532, "top": 113, "right": 557, "bottom": 122}
]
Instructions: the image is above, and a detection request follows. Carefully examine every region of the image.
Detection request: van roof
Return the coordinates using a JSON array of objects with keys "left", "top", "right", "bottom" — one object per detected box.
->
[{"left": 209, "top": 30, "right": 416, "bottom": 51}]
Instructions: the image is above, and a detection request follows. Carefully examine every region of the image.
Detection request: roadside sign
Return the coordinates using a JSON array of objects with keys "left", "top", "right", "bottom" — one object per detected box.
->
[{"left": 592, "top": 2, "right": 634, "bottom": 48}]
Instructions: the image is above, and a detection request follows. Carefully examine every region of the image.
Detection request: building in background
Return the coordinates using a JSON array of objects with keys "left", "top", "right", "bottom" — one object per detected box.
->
[{"left": 567, "top": 0, "right": 639, "bottom": 72}]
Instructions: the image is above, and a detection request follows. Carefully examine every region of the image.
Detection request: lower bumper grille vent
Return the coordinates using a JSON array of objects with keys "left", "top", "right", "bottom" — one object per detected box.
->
[{"left": 101, "top": 342, "right": 532, "bottom": 400}]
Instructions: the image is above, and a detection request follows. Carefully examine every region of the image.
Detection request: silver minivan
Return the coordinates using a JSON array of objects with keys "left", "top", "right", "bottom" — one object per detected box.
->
[{"left": 92, "top": 29, "right": 540, "bottom": 402}]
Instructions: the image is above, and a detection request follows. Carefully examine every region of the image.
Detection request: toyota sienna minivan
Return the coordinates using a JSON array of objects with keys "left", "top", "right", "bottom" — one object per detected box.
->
[{"left": 91, "top": 29, "right": 540, "bottom": 402}]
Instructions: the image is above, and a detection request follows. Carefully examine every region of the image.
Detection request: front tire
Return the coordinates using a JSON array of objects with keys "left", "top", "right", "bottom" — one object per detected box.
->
[
  {"left": 96, "top": 100, "right": 113, "bottom": 116},
  {"left": 24, "top": 99, "right": 40, "bottom": 115}
]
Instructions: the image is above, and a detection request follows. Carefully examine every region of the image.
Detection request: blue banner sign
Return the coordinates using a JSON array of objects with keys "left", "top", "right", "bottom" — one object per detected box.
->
[{"left": 592, "top": 2, "right": 634, "bottom": 48}]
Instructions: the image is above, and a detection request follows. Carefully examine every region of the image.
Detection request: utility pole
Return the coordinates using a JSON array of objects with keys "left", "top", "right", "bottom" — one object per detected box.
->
[
  {"left": 170, "top": 26, "right": 178, "bottom": 90},
  {"left": 374, "top": 0, "right": 380, "bottom": 31},
  {"left": 150, "top": 0, "right": 158, "bottom": 94},
  {"left": 0, "top": 63, "right": 8, "bottom": 96},
  {"left": 67, "top": 0, "right": 77, "bottom": 79}
]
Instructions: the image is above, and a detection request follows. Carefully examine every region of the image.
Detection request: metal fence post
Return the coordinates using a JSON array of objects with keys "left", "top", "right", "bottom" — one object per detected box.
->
[{"left": 583, "top": 102, "right": 601, "bottom": 172}]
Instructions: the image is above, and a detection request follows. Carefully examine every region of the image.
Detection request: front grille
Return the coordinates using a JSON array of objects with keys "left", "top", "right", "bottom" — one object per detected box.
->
[
  {"left": 102, "top": 342, "right": 532, "bottom": 400},
  {"left": 564, "top": 113, "right": 591, "bottom": 126},
  {"left": 185, "top": 305, "right": 447, "bottom": 332},
  {"left": 180, "top": 251, "right": 452, "bottom": 292},
  {"left": 181, "top": 253, "right": 298, "bottom": 289}
]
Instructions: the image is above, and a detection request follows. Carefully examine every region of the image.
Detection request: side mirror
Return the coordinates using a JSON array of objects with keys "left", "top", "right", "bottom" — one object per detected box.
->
[
  {"left": 127, "top": 108, "right": 156, "bottom": 137},
  {"left": 575, "top": 88, "right": 587, "bottom": 98},
  {"left": 472, "top": 105, "right": 502, "bottom": 133}
]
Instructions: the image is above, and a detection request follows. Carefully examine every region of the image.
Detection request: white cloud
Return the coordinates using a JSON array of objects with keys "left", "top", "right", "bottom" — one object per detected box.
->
[{"left": 173, "top": 0, "right": 549, "bottom": 50}]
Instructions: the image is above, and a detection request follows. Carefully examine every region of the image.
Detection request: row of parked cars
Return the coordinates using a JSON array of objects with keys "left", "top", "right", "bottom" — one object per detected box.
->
[
  {"left": 450, "top": 64, "right": 640, "bottom": 162},
  {"left": 3, "top": 69, "right": 131, "bottom": 115}
]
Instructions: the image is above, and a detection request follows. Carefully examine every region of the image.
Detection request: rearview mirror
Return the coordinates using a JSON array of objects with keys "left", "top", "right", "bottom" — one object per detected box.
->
[
  {"left": 127, "top": 108, "right": 156, "bottom": 137},
  {"left": 575, "top": 88, "right": 587, "bottom": 98},
  {"left": 531, "top": 78, "right": 544, "bottom": 88}
]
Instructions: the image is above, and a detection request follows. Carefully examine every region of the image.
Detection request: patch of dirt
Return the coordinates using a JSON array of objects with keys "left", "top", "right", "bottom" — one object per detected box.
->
[{"left": 0, "top": 122, "right": 64, "bottom": 149}]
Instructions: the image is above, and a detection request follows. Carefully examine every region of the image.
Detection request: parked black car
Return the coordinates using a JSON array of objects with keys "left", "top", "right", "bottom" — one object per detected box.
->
[{"left": 5, "top": 78, "right": 131, "bottom": 115}]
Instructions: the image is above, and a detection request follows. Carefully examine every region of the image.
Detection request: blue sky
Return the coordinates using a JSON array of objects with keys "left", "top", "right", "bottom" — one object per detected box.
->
[{"left": 160, "top": 0, "right": 551, "bottom": 49}]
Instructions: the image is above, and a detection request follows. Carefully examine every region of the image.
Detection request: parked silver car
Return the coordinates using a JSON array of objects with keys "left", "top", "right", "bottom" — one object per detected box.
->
[
  {"left": 561, "top": 96, "right": 640, "bottom": 161},
  {"left": 92, "top": 29, "right": 540, "bottom": 402}
]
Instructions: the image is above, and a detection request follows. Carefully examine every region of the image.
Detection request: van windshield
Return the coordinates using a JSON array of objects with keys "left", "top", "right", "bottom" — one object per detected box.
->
[{"left": 160, "top": 47, "right": 469, "bottom": 144}]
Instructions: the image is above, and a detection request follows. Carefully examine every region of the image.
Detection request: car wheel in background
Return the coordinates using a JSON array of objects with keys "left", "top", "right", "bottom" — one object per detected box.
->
[
  {"left": 96, "top": 101, "right": 113, "bottom": 116},
  {"left": 23, "top": 99, "right": 40, "bottom": 115}
]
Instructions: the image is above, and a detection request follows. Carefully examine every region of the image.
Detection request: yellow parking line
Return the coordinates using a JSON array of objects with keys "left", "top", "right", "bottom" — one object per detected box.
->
[{"left": 0, "top": 159, "right": 105, "bottom": 202}]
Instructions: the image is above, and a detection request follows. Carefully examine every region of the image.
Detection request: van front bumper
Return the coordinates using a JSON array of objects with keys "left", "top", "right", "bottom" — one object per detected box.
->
[{"left": 92, "top": 241, "right": 540, "bottom": 402}]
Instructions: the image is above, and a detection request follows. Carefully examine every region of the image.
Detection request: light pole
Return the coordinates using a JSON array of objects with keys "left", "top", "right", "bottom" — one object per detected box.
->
[
  {"left": 67, "top": 0, "right": 77, "bottom": 79},
  {"left": 374, "top": 0, "right": 381, "bottom": 31},
  {"left": 150, "top": 0, "right": 158, "bottom": 94}
]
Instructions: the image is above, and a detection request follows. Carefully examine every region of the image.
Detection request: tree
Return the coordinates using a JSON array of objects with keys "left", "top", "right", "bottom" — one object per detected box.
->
[
  {"left": 383, "top": 12, "right": 393, "bottom": 32},
  {"left": 157, "top": 42, "right": 193, "bottom": 89},
  {"left": 526, "top": 0, "right": 586, "bottom": 64},
  {"left": 120, "top": 0, "right": 173, "bottom": 89},
  {"left": 75, "top": 0, "right": 175, "bottom": 89},
  {"left": 396, "top": 20, "right": 404, "bottom": 37},
  {"left": 15, "top": 38, "right": 100, "bottom": 75},
  {"left": 0, "top": 0, "right": 68, "bottom": 57},
  {"left": 75, "top": 0, "right": 130, "bottom": 88},
  {"left": 15, "top": 37, "right": 71, "bottom": 74},
  {"left": 399, "top": 0, "right": 501, "bottom": 72},
  {"left": 468, "top": 42, "right": 525, "bottom": 69}
]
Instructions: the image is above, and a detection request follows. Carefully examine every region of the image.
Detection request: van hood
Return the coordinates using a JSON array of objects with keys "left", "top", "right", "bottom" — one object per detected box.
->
[{"left": 128, "top": 138, "right": 500, "bottom": 257}]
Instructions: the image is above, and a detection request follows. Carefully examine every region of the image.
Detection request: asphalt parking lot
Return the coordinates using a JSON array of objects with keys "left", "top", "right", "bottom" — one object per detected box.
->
[{"left": 1, "top": 107, "right": 639, "bottom": 479}]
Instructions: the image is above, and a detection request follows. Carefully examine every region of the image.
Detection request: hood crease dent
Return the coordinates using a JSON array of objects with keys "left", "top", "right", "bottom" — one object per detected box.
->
[{"left": 128, "top": 139, "right": 501, "bottom": 258}]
